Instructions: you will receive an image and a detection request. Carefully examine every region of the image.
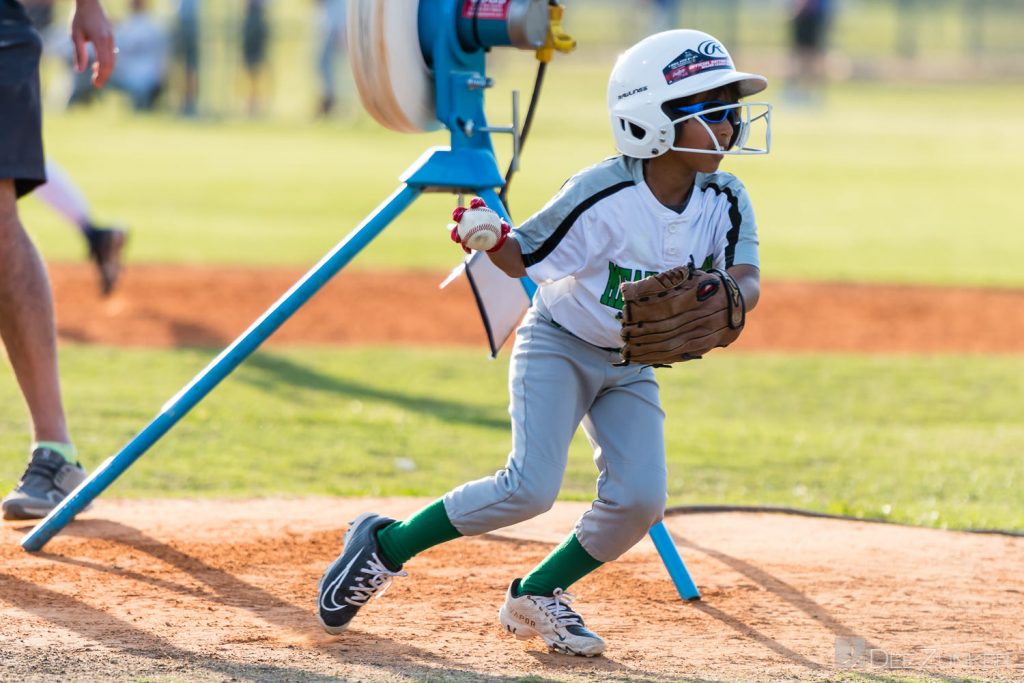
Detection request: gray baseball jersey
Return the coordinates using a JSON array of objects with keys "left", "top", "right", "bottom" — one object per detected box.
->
[{"left": 442, "top": 154, "right": 760, "bottom": 563}]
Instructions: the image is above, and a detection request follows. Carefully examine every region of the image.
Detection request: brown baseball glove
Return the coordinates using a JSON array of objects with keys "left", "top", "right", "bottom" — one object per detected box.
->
[{"left": 618, "top": 264, "right": 746, "bottom": 365}]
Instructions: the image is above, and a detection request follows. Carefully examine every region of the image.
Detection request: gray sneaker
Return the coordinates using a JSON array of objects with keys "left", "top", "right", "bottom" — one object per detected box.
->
[{"left": 2, "top": 447, "right": 87, "bottom": 520}]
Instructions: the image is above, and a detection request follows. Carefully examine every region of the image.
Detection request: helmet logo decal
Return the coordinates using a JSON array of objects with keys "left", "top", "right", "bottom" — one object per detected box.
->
[
  {"left": 698, "top": 40, "right": 726, "bottom": 56},
  {"left": 617, "top": 85, "right": 648, "bottom": 100},
  {"left": 662, "top": 44, "right": 732, "bottom": 85}
]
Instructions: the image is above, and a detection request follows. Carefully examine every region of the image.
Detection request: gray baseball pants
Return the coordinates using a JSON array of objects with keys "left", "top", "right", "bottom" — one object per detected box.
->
[{"left": 443, "top": 305, "right": 667, "bottom": 563}]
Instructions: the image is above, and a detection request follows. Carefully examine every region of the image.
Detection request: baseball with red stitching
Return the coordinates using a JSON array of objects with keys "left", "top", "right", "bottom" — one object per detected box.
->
[{"left": 456, "top": 206, "right": 503, "bottom": 252}]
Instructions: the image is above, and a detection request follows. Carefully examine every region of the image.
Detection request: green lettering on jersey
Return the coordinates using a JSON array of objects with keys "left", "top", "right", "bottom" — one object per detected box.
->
[
  {"left": 600, "top": 261, "right": 628, "bottom": 308},
  {"left": 600, "top": 262, "right": 658, "bottom": 310}
]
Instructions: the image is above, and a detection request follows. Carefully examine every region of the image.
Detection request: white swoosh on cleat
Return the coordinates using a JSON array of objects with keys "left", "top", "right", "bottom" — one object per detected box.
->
[{"left": 319, "top": 554, "right": 360, "bottom": 613}]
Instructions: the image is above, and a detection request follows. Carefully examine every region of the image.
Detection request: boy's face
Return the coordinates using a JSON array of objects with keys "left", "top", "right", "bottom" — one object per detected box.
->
[
  {"left": 659, "top": 84, "right": 741, "bottom": 174},
  {"left": 671, "top": 98, "right": 737, "bottom": 174}
]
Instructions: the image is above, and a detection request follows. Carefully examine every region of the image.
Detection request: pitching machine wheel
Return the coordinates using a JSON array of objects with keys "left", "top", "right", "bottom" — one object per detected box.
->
[
  {"left": 348, "top": 0, "right": 552, "bottom": 134},
  {"left": 348, "top": 0, "right": 440, "bottom": 133}
]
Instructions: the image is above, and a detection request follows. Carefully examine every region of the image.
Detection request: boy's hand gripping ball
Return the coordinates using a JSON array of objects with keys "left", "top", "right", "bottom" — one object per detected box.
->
[{"left": 450, "top": 198, "right": 511, "bottom": 254}]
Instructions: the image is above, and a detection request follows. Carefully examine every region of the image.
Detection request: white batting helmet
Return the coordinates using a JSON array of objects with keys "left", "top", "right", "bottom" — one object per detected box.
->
[{"left": 607, "top": 30, "right": 770, "bottom": 158}]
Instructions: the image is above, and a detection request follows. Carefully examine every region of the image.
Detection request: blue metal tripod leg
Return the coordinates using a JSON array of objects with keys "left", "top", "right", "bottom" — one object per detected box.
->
[
  {"left": 649, "top": 518, "right": 701, "bottom": 600},
  {"left": 21, "top": 184, "right": 422, "bottom": 552}
]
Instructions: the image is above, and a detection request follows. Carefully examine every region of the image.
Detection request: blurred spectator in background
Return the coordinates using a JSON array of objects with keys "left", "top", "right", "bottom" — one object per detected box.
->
[
  {"left": 241, "top": 0, "right": 271, "bottom": 116},
  {"left": 24, "top": 0, "right": 67, "bottom": 73},
  {"left": 314, "top": 0, "right": 346, "bottom": 118},
  {"left": 67, "top": 0, "right": 170, "bottom": 111},
  {"left": 648, "top": 0, "right": 681, "bottom": 33},
  {"left": 174, "top": 0, "right": 200, "bottom": 116},
  {"left": 788, "top": 0, "right": 833, "bottom": 100},
  {"left": 109, "top": 0, "right": 169, "bottom": 112},
  {"left": 24, "top": 0, "right": 87, "bottom": 105},
  {"left": 34, "top": 159, "right": 126, "bottom": 295},
  {"left": 21, "top": 1, "right": 128, "bottom": 293}
]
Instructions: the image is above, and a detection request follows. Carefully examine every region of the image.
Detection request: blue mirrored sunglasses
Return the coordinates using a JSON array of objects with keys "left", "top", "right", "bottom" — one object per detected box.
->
[{"left": 672, "top": 100, "right": 740, "bottom": 125}]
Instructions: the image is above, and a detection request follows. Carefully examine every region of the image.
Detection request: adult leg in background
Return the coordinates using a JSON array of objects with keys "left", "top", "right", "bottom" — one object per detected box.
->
[{"left": 0, "top": 180, "right": 69, "bottom": 447}]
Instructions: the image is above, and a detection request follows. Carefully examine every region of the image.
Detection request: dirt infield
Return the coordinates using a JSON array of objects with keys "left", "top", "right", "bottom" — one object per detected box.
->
[
  {"left": 49, "top": 263, "right": 1024, "bottom": 352},
  {"left": 4, "top": 265, "right": 1018, "bottom": 681},
  {"left": 1, "top": 499, "right": 1021, "bottom": 682}
]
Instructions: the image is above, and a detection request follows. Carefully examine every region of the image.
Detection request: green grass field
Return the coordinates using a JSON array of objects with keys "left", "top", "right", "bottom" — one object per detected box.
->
[
  {"left": 22, "top": 71, "right": 1024, "bottom": 286},
  {"left": 2, "top": 347, "right": 1021, "bottom": 532},
  {"left": 3, "top": 13, "right": 1023, "bottom": 535}
]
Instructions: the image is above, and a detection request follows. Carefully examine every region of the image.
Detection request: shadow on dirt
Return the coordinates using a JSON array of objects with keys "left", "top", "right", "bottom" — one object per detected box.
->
[
  {"left": 673, "top": 532, "right": 989, "bottom": 683},
  {"left": 2, "top": 518, "right": 682, "bottom": 682},
  {"left": 0, "top": 569, "right": 343, "bottom": 682}
]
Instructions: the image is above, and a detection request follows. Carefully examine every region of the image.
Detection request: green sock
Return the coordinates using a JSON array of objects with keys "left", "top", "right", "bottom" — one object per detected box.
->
[
  {"left": 519, "top": 532, "right": 603, "bottom": 596},
  {"left": 34, "top": 441, "right": 77, "bottom": 464},
  {"left": 375, "top": 498, "right": 462, "bottom": 568}
]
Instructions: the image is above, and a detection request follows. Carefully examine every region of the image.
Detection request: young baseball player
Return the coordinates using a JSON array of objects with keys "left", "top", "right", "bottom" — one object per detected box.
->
[{"left": 317, "top": 29, "right": 771, "bottom": 656}]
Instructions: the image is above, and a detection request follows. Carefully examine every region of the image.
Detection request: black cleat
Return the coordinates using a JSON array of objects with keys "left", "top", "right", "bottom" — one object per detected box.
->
[
  {"left": 316, "top": 512, "right": 407, "bottom": 634},
  {"left": 85, "top": 224, "right": 127, "bottom": 295}
]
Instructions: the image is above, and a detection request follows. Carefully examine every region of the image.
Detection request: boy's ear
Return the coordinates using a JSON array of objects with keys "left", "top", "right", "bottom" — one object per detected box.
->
[
  {"left": 672, "top": 120, "right": 686, "bottom": 144},
  {"left": 661, "top": 98, "right": 686, "bottom": 120}
]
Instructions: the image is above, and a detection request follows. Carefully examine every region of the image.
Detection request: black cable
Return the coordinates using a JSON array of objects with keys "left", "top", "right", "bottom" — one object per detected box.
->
[
  {"left": 498, "top": 0, "right": 564, "bottom": 211},
  {"left": 499, "top": 59, "right": 547, "bottom": 210},
  {"left": 471, "top": 0, "right": 485, "bottom": 51},
  {"left": 664, "top": 504, "right": 1024, "bottom": 538}
]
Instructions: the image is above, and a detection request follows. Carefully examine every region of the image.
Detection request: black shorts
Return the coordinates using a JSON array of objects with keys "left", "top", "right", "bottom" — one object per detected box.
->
[
  {"left": 0, "top": 0, "right": 46, "bottom": 198},
  {"left": 174, "top": 18, "right": 200, "bottom": 72},
  {"left": 242, "top": 11, "right": 269, "bottom": 70},
  {"left": 793, "top": 11, "right": 827, "bottom": 52}
]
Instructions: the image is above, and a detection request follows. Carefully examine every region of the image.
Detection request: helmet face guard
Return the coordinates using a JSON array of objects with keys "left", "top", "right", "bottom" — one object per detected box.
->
[
  {"left": 607, "top": 30, "right": 773, "bottom": 159},
  {"left": 666, "top": 101, "right": 772, "bottom": 155}
]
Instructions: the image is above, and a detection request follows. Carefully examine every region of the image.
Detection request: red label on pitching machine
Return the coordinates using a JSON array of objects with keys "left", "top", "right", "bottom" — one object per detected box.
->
[{"left": 462, "top": 0, "right": 511, "bottom": 21}]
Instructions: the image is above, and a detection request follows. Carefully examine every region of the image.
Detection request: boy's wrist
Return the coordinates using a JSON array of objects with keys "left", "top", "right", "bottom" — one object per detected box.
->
[{"left": 485, "top": 221, "right": 511, "bottom": 253}]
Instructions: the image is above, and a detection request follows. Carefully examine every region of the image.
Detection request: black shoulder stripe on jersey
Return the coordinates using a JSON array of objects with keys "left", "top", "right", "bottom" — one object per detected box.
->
[
  {"left": 706, "top": 182, "right": 742, "bottom": 269},
  {"left": 521, "top": 180, "right": 635, "bottom": 267}
]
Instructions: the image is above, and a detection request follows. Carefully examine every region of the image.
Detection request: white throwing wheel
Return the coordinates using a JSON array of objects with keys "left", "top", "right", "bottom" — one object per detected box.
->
[{"left": 348, "top": 0, "right": 441, "bottom": 133}]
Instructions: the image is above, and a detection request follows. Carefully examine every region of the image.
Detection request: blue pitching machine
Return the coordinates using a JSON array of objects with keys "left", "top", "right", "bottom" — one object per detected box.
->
[{"left": 22, "top": 0, "right": 700, "bottom": 601}]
